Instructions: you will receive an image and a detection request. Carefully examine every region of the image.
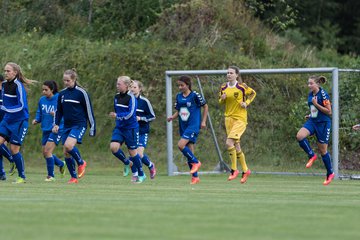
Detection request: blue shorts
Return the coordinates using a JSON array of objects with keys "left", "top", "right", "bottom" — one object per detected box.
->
[
  {"left": 111, "top": 127, "right": 139, "bottom": 150},
  {"left": 303, "top": 120, "right": 331, "bottom": 144},
  {"left": 42, "top": 130, "right": 63, "bottom": 146},
  {"left": 180, "top": 128, "right": 199, "bottom": 144},
  {"left": 0, "top": 120, "right": 28, "bottom": 146},
  {"left": 62, "top": 126, "right": 86, "bottom": 144},
  {"left": 138, "top": 133, "right": 149, "bottom": 148}
]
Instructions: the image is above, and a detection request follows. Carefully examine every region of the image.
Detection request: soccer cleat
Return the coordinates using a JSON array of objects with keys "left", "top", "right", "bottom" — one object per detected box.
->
[
  {"left": 136, "top": 174, "right": 147, "bottom": 183},
  {"left": 131, "top": 176, "right": 138, "bottom": 182},
  {"left": 13, "top": 177, "right": 26, "bottom": 184},
  {"left": 306, "top": 155, "right": 317, "bottom": 168},
  {"left": 190, "top": 177, "right": 200, "bottom": 185},
  {"left": 190, "top": 161, "right": 201, "bottom": 174},
  {"left": 67, "top": 177, "right": 78, "bottom": 184},
  {"left": 45, "top": 176, "right": 56, "bottom": 182},
  {"left": 149, "top": 164, "right": 156, "bottom": 179},
  {"left": 9, "top": 162, "right": 16, "bottom": 176},
  {"left": 0, "top": 174, "right": 6, "bottom": 181},
  {"left": 228, "top": 170, "right": 240, "bottom": 181},
  {"left": 78, "top": 160, "right": 87, "bottom": 178},
  {"left": 59, "top": 161, "right": 66, "bottom": 178},
  {"left": 123, "top": 164, "right": 130, "bottom": 177},
  {"left": 240, "top": 169, "right": 251, "bottom": 184},
  {"left": 323, "top": 173, "right": 335, "bottom": 186}
]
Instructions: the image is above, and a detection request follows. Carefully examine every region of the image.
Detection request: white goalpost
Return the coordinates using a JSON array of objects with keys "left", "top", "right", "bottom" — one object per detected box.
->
[{"left": 165, "top": 68, "right": 341, "bottom": 178}]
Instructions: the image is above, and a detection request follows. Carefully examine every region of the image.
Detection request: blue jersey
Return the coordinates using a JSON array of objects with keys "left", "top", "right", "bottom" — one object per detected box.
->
[
  {"left": 55, "top": 85, "right": 96, "bottom": 136},
  {"left": 113, "top": 91, "right": 138, "bottom": 129},
  {"left": 175, "top": 91, "right": 206, "bottom": 134},
  {"left": 0, "top": 89, "right": 5, "bottom": 121},
  {"left": 136, "top": 95, "right": 155, "bottom": 134},
  {"left": 1, "top": 78, "right": 29, "bottom": 122},
  {"left": 307, "top": 87, "right": 331, "bottom": 123},
  {"left": 35, "top": 93, "right": 64, "bottom": 132}
]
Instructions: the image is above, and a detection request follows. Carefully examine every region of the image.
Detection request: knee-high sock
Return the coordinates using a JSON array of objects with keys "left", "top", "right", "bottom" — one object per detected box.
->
[
  {"left": 13, "top": 152, "right": 25, "bottom": 179},
  {"left": 112, "top": 149, "right": 130, "bottom": 165},
  {"left": 141, "top": 154, "right": 153, "bottom": 168},
  {"left": 0, "top": 144, "right": 12, "bottom": 163},
  {"left": 0, "top": 155, "right": 5, "bottom": 175},
  {"left": 68, "top": 147, "right": 84, "bottom": 165},
  {"left": 45, "top": 156, "right": 55, "bottom": 177},
  {"left": 237, "top": 151, "right": 248, "bottom": 172},
  {"left": 131, "top": 154, "right": 144, "bottom": 177},
  {"left": 181, "top": 146, "right": 198, "bottom": 164},
  {"left": 187, "top": 162, "right": 198, "bottom": 177},
  {"left": 65, "top": 157, "right": 77, "bottom": 178},
  {"left": 228, "top": 147, "right": 237, "bottom": 171},
  {"left": 321, "top": 152, "right": 333, "bottom": 175},
  {"left": 298, "top": 138, "right": 315, "bottom": 158},
  {"left": 53, "top": 154, "right": 64, "bottom": 167}
]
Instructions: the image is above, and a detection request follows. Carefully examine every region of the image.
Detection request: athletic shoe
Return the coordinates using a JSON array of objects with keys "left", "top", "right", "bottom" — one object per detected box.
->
[
  {"left": 190, "top": 177, "right": 200, "bottom": 185},
  {"left": 190, "top": 161, "right": 201, "bottom": 174},
  {"left": 323, "top": 173, "right": 335, "bottom": 186},
  {"left": 9, "top": 162, "right": 16, "bottom": 176},
  {"left": 136, "top": 174, "right": 147, "bottom": 183},
  {"left": 306, "top": 155, "right": 317, "bottom": 168},
  {"left": 67, "top": 177, "right": 78, "bottom": 184},
  {"left": 149, "top": 164, "right": 156, "bottom": 179},
  {"left": 131, "top": 176, "right": 138, "bottom": 182},
  {"left": 59, "top": 161, "right": 66, "bottom": 178},
  {"left": 0, "top": 174, "right": 6, "bottom": 181},
  {"left": 228, "top": 170, "right": 239, "bottom": 181},
  {"left": 44, "top": 176, "right": 56, "bottom": 182},
  {"left": 78, "top": 160, "right": 87, "bottom": 178},
  {"left": 240, "top": 169, "right": 251, "bottom": 184},
  {"left": 123, "top": 164, "right": 130, "bottom": 177},
  {"left": 13, "top": 177, "right": 26, "bottom": 184}
]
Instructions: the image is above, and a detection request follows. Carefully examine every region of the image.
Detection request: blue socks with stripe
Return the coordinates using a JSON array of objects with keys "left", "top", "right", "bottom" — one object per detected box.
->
[
  {"left": 181, "top": 146, "right": 199, "bottom": 164},
  {"left": 321, "top": 152, "right": 333, "bottom": 175},
  {"left": 298, "top": 138, "right": 315, "bottom": 158},
  {"left": 13, "top": 152, "right": 25, "bottom": 179}
]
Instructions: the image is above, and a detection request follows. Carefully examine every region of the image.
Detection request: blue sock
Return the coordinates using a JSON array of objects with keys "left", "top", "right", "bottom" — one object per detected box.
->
[
  {"left": 45, "top": 157, "right": 55, "bottom": 177},
  {"left": 53, "top": 155, "right": 64, "bottom": 167},
  {"left": 181, "top": 146, "right": 199, "bottom": 163},
  {"left": 141, "top": 154, "right": 151, "bottom": 167},
  {"left": 0, "top": 144, "right": 13, "bottom": 163},
  {"left": 0, "top": 155, "right": 5, "bottom": 176},
  {"left": 188, "top": 162, "right": 198, "bottom": 177},
  {"left": 298, "top": 139, "right": 315, "bottom": 158},
  {"left": 112, "top": 149, "right": 130, "bottom": 165},
  {"left": 13, "top": 152, "right": 25, "bottom": 179},
  {"left": 65, "top": 157, "right": 77, "bottom": 178},
  {"left": 131, "top": 154, "right": 144, "bottom": 177},
  {"left": 68, "top": 147, "right": 84, "bottom": 165},
  {"left": 129, "top": 158, "right": 137, "bottom": 174},
  {"left": 321, "top": 152, "right": 333, "bottom": 175}
]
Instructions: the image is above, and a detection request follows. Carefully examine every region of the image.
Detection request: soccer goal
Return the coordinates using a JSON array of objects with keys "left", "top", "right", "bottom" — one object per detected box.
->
[{"left": 165, "top": 68, "right": 359, "bottom": 179}]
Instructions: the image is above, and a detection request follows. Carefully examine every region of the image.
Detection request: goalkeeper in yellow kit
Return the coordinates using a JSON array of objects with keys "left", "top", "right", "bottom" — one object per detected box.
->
[{"left": 219, "top": 66, "right": 256, "bottom": 183}]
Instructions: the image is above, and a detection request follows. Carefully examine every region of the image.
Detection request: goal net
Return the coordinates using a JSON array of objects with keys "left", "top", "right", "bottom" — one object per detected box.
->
[{"left": 165, "top": 68, "right": 360, "bottom": 179}]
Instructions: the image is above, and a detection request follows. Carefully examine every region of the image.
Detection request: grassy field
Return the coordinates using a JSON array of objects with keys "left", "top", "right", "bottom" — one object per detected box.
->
[{"left": 0, "top": 169, "right": 359, "bottom": 240}]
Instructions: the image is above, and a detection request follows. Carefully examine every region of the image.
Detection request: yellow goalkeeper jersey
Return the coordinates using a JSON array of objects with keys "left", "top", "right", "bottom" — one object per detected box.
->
[{"left": 218, "top": 81, "right": 256, "bottom": 123}]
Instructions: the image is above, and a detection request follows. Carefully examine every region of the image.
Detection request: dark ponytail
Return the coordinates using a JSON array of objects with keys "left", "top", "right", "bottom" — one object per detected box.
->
[{"left": 43, "top": 80, "right": 58, "bottom": 94}]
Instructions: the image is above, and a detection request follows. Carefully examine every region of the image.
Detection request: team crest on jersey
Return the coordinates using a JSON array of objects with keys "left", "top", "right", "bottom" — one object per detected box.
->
[
  {"left": 186, "top": 102, "right": 191, "bottom": 107},
  {"left": 234, "top": 92, "right": 239, "bottom": 99}
]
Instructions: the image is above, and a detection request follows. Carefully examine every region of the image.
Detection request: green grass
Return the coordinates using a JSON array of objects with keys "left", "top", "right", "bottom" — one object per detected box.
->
[{"left": 0, "top": 170, "right": 359, "bottom": 240}]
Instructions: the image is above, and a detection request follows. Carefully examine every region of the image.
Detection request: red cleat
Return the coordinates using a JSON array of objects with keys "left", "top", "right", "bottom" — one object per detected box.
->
[
  {"left": 306, "top": 155, "right": 317, "bottom": 168},
  {"left": 149, "top": 164, "right": 156, "bottom": 179},
  {"left": 67, "top": 177, "right": 78, "bottom": 184},
  {"left": 240, "top": 169, "right": 251, "bottom": 184},
  {"left": 190, "top": 161, "right": 201, "bottom": 174},
  {"left": 228, "top": 170, "right": 239, "bottom": 181},
  {"left": 78, "top": 161, "right": 87, "bottom": 178},
  {"left": 190, "top": 177, "right": 200, "bottom": 185},
  {"left": 323, "top": 173, "right": 335, "bottom": 186}
]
